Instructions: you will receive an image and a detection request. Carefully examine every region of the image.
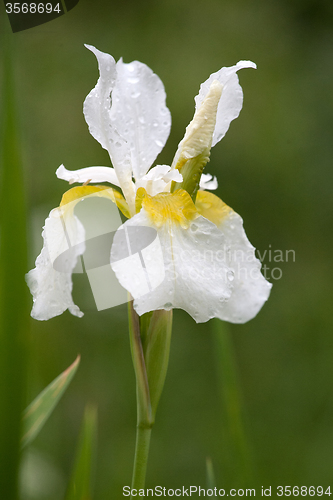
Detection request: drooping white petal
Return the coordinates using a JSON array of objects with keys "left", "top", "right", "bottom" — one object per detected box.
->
[
  {"left": 195, "top": 191, "right": 271, "bottom": 323},
  {"left": 111, "top": 205, "right": 234, "bottom": 323},
  {"left": 215, "top": 210, "right": 272, "bottom": 323},
  {"left": 135, "top": 165, "right": 183, "bottom": 196},
  {"left": 83, "top": 45, "right": 135, "bottom": 212},
  {"left": 26, "top": 205, "right": 85, "bottom": 321},
  {"left": 199, "top": 173, "right": 218, "bottom": 190},
  {"left": 56, "top": 164, "right": 121, "bottom": 187},
  {"left": 109, "top": 58, "right": 171, "bottom": 180},
  {"left": 195, "top": 61, "right": 256, "bottom": 147}
]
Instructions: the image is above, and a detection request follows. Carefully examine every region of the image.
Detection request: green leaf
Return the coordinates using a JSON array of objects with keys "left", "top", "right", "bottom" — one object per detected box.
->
[
  {"left": 0, "top": 28, "right": 29, "bottom": 499},
  {"left": 65, "top": 404, "right": 98, "bottom": 500},
  {"left": 21, "top": 355, "right": 80, "bottom": 448},
  {"left": 212, "top": 319, "right": 253, "bottom": 484},
  {"left": 206, "top": 457, "right": 216, "bottom": 490}
]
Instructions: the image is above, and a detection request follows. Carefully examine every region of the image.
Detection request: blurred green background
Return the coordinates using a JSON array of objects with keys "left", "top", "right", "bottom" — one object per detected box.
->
[{"left": 1, "top": 0, "right": 333, "bottom": 497}]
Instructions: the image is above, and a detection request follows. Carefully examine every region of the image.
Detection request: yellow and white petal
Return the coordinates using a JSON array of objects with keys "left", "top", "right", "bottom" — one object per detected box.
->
[
  {"left": 196, "top": 191, "right": 272, "bottom": 323},
  {"left": 195, "top": 61, "right": 256, "bottom": 147},
  {"left": 56, "top": 164, "right": 120, "bottom": 187},
  {"left": 111, "top": 189, "right": 234, "bottom": 323},
  {"left": 199, "top": 173, "right": 218, "bottom": 191},
  {"left": 26, "top": 185, "right": 124, "bottom": 321}
]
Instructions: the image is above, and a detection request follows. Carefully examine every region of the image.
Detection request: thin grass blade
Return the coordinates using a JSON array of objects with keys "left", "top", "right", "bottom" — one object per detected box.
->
[
  {"left": 0, "top": 29, "right": 29, "bottom": 499},
  {"left": 212, "top": 319, "right": 254, "bottom": 485},
  {"left": 21, "top": 355, "right": 80, "bottom": 448},
  {"left": 65, "top": 404, "right": 98, "bottom": 500},
  {"left": 206, "top": 457, "right": 216, "bottom": 490}
]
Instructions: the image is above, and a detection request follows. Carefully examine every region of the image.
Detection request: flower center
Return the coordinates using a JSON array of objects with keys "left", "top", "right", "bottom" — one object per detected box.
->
[{"left": 140, "top": 189, "right": 199, "bottom": 229}]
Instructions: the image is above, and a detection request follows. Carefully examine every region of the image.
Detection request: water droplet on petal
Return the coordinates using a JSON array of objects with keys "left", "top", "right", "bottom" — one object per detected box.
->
[{"left": 227, "top": 270, "right": 235, "bottom": 282}]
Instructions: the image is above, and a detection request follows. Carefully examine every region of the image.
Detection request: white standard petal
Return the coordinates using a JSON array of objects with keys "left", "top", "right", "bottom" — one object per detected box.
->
[
  {"left": 111, "top": 201, "right": 234, "bottom": 323},
  {"left": 26, "top": 205, "right": 85, "bottom": 321},
  {"left": 171, "top": 80, "right": 223, "bottom": 171},
  {"left": 199, "top": 173, "right": 218, "bottom": 191},
  {"left": 83, "top": 45, "right": 135, "bottom": 212},
  {"left": 83, "top": 45, "right": 117, "bottom": 152},
  {"left": 195, "top": 60, "right": 256, "bottom": 147},
  {"left": 109, "top": 58, "right": 171, "bottom": 180},
  {"left": 56, "top": 164, "right": 121, "bottom": 187}
]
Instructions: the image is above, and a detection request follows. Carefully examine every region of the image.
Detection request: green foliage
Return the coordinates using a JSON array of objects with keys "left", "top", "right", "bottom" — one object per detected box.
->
[
  {"left": 0, "top": 30, "right": 28, "bottom": 499},
  {"left": 206, "top": 457, "right": 216, "bottom": 490},
  {"left": 65, "top": 404, "right": 98, "bottom": 500},
  {"left": 21, "top": 356, "right": 80, "bottom": 448}
]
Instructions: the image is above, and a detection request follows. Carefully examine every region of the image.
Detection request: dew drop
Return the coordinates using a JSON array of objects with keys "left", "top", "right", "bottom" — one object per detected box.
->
[{"left": 227, "top": 270, "right": 235, "bottom": 282}]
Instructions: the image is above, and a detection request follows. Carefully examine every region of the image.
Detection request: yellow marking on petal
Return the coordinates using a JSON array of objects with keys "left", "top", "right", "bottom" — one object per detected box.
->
[
  {"left": 113, "top": 190, "right": 131, "bottom": 219},
  {"left": 195, "top": 190, "right": 234, "bottom": 226},
  {"left": 142, "top": 188, "right": 199, "bottom": 229},
  {"left": 135, "top": 187, "right": 146, "bottom": 214},
  {"left": 60, "top": 185, "right": 130, "bottom": 218}
]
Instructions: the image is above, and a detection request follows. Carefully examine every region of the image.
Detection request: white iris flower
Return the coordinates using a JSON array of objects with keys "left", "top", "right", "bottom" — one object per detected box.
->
[{"left": 26, "top": 45, "right": 271, "bottom": 323}]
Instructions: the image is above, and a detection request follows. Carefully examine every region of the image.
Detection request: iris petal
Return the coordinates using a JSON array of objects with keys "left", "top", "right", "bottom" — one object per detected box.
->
[{"left": 196, "top": 191, "right": 272, "bottom": 322}]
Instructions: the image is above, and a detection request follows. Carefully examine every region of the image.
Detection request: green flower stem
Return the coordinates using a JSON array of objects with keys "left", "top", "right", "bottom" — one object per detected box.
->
[
  {"left": 128, "top": 302, "right": 173, "bottom": 495},
  {"left": 128, "top": 301, "right": 153, "bottom": 496},
  {"left": 131, "top": 424, "right": 152, "bottom": 494},
  {"left": 128, "top": 300, "right": 152, "bottom": 426}
]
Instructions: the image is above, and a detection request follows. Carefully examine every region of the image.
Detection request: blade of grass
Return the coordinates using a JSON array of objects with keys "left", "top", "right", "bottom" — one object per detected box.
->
[
  {"left": 212, "top": 319, "right": 254, "bottom": 485},
  {"left": 206, "top": 457, "right": 216, "bottom": 490},
  {"left": 21, "top": 355, "right": 80, "bottom": 448},
  {"left": 65, "top": 404, "right": 98, "bottom": 500},
  {"left": 0, "top": 28, "right": 29, "bottom": 499}
]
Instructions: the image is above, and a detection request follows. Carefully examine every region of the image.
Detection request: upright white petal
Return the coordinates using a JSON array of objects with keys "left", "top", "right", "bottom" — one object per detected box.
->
[
  {"left": 26, "top": 205, "right": 85, "bottom": 321},
  {"left": 195, "top": 61, "right": 256, "bottom": 147},
  {"left": 83, "top": 45, "right": 117, "bottom": 152},
  {"left": 83, "top": 45, "right": 171, "bottom": 205},
  {"left": 83, "top": 45, "right": 135, "bottom": 212},
  {"left": 171, "top": 80, "right": 222, "bottom": 170},
  {"left": 56, "top": 164, "right": 121, "bottom": 187},
  {"left": 110, "top": 58, "right": 171, "bottom": 180}
]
